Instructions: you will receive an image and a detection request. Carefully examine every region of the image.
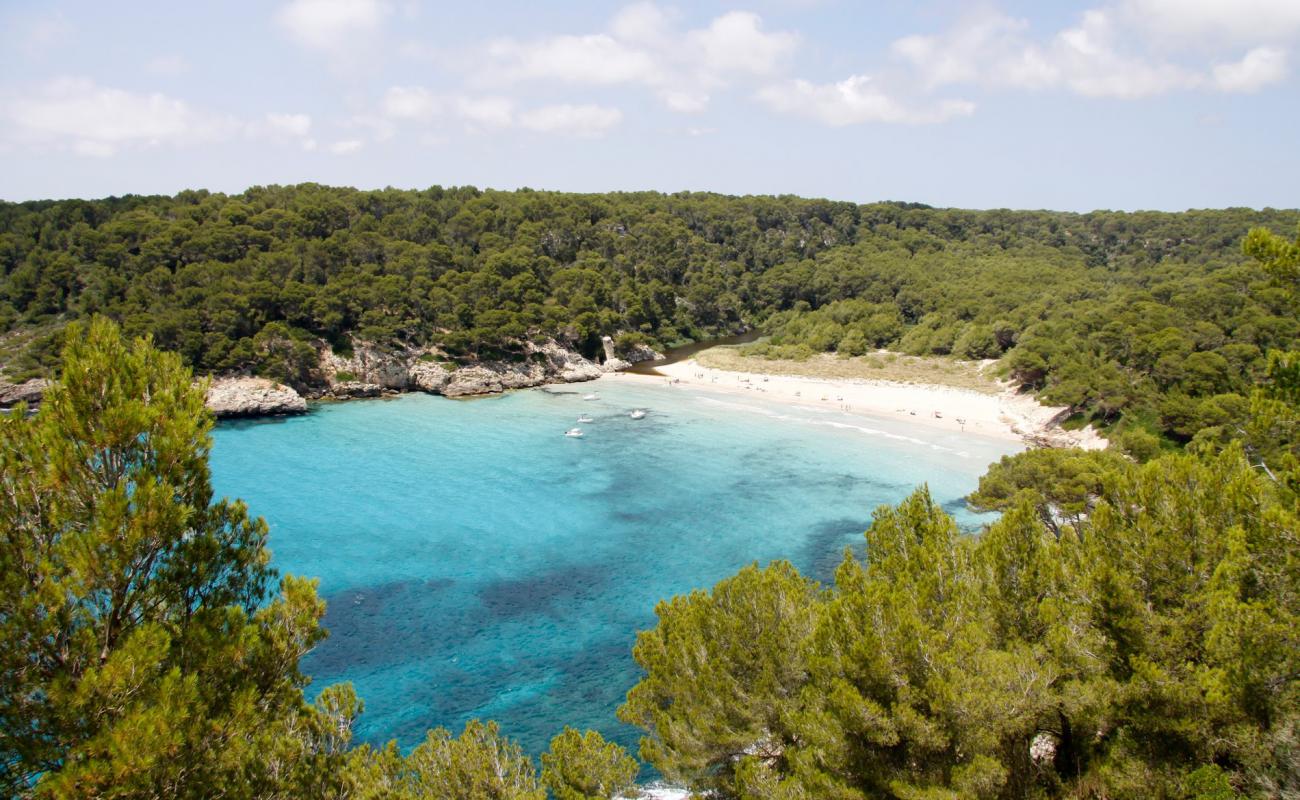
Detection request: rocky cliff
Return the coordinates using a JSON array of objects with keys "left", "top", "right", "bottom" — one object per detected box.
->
[
  {"left": 317, "top": 337, "right": 606, "bottom": 399},
  {"left": 205, "top": 377, "right": 308, "bottom": 418},
  {"left": 5, "top": 338, "right": 628, "bottom": 420}
]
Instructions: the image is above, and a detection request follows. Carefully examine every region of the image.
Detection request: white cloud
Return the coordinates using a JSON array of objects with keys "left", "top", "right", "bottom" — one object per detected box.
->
[
  {"left": 377, "top": 87, "right": 514, "bottom": 130},
  {"left": 1212, "top": 46, "right": 1287, "bottom": 92},
  {"left": 2, "top": 78, "right": 236, "bottom": 156},
  {"left": 454, "top": 95, "right": 514, "bottom": 129},
  {"left": 381, "top": 85, "right": 440, "bottom": 119},
  {"left": 1121, "top": 0, "right": 1300, "bottom": 46},
  {"left": 659, "top": 89, "right": 710, "bottom": 113},
  {"left": 265, "top": 112, "right": 313, "bottom": 137},
  {"left": 1054, "top": 10, "right": 1200, "bottom": 98},
  {"left": 275, "top": 0, "right": 390, "bottom": 51},
  {"left": 377, "top": 85, "right": 627, "bottom": 138},
  {"left": 758, "top": 75, "right": 975, "bottom": 126},
  {"left": 518, "top": 104, "right": 623, "bottom": 137},
  {"left": 687, "top": 11, "right": 798, "bottom": 76},
  {"left": 480, "top": 2, "right": 797, "bottom": 111},
  {"left": 890, "top": 6, "right": 1290, "bottom": 100},
  {"left": 1, "top": 80, "right": 333, "bottom": 157},
  {"left": 892, "top": 15, "right": 1056, "bottom": 90},
  {"left": 487, "top": 34, "right": 660, "bottom": 85},
  {"left": 609, "top": 2, "right": 676, "bottom": 47},
  {"left": 328, "top": 139, "right": 363, "bottom": 154}
]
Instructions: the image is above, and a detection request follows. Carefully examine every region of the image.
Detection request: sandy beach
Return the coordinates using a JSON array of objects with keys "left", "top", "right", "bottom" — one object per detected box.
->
[{"left": 598, "top": 357, "right": 1105, "bottom": 450}]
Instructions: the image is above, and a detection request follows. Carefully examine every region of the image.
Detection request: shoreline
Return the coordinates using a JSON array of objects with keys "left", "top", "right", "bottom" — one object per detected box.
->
[{"left": 596, "top": 357, "right": 1105, "bottom": 450}]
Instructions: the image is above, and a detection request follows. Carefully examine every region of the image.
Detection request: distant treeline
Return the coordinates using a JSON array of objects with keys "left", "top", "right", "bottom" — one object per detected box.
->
[{"left": 2, "top": 185, "right": 1298, "bottom": 447}]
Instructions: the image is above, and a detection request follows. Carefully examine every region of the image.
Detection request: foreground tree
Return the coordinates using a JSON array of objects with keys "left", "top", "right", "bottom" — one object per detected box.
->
[
  {"left": 345, "top": 720, "right": 545, "bottom": 800},
  {"left": 0, "top": 317, "right": 348, "bottom": 798},
  {"left": 618, "top": 561, "right": 822, "bottom": 795},
  {"left": 541, "top": 727, "right": 639, "bottom": 800},
  {"left": 622, "top": 453, "right": 1300, "bottom": 798}
]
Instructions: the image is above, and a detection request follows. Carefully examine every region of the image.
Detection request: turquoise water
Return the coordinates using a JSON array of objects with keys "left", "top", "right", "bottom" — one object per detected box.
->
[{"left": 209, "top": 380, "right": 1019, "bottom": 758}]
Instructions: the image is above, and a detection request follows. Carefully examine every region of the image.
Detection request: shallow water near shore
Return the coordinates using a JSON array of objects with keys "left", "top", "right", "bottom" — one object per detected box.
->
[{"left": 209, "top": 380, "right": 1020, "bottom": 761}]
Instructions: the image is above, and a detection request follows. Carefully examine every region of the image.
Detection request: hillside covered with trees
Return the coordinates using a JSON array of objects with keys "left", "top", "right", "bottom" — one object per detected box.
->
[{"left": 2, "top": 187, "right": 1298, "bottom": 449}]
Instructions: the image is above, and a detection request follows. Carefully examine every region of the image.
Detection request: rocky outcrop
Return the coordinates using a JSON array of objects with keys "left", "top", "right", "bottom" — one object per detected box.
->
[
  {"left": 0, "top": 378, "right": 52, "bottom": 409},
  {"left": 329, "top": 381, "right": 384, "bottom": 398},
  {"left": 317, "top": 337, "right": 605, "bottom": 400},
  {"left": 408, "top": 361, "right": 452, "bottom": 393},
  {"left": 532, "top": 340, "right": 603, "bottom": 382},
  {"left": 623, "top": 343, "right": 663, "bottom": 363},
  {"left": 205, "top": 377, "right": 307, "bottom": 418},
  {"left": 599, "top": 335, "right": 662, "bottom": 368},
  {"left": 443, "top": 365, "right": 528, "bottom": 397},
  {"left": 321, "top": 342, "right": 412, "bottom": 390}
]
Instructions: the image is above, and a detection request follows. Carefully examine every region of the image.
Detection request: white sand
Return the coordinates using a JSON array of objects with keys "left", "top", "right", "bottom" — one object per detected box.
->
[{"left": 598, "top": 358, "right": 1105, "bottom": 450}]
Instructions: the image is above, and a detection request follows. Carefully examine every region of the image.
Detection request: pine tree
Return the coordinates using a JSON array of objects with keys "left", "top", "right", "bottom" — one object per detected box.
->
[{"left": 0, "top": 317, "right": 349, "bottom": 798}]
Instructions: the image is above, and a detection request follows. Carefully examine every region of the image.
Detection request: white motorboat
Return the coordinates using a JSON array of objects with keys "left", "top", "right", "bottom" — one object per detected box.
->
[
  {"left": 564, "top": 428, "right": 584, "bottom": 438},
  {"left": 577, "top": 414, "right": 594, "bottom": 423},
  {"left": 582, "top": 393, "right": 599, "bottom": 401},
  {"left": 629, "top": 409, "right": 647, "bottom": 419}
]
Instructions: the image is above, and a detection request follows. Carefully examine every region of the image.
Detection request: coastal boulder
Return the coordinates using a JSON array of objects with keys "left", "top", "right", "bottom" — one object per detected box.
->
[
  {"left": 602, "top": 358, "right": 633, "bottom": 373},
  {"left": 205, "top": 377, "right": 307, "bottom": 418},
  {"left": 623, "top": 343, "right": 663, "bottom": 363},
  {"left": 443, "top": 365, "right": 507, "bottom": 397},
  {"left": 0, "top": 377, "right": 52, "bottom": 408},
  {"left": 409, "top": 361, "right": 452, "bottom": 393},
  {"left": 442, "top": 361, "right": 552, "bottom": 397}
]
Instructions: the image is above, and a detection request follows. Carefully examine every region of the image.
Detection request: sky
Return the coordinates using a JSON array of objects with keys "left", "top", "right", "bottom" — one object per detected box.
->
[{"left": 2, "top": 0, "right": 1298, "bottom": 211}]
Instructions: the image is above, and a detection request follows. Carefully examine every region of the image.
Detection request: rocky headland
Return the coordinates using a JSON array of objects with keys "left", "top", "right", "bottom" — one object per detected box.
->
[{"left": 1, "top": 336, "right": 663, "bottom": 419}]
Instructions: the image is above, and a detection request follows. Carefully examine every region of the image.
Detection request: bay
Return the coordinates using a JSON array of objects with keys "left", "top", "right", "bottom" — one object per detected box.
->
[{"left": 209, "top": 379, "right": 1019, "bottom": 757}]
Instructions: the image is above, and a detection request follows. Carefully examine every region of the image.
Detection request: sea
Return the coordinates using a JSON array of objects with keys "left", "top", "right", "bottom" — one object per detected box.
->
[{"left": 209, "top": 378, "right": 1020, "bottom": 762}]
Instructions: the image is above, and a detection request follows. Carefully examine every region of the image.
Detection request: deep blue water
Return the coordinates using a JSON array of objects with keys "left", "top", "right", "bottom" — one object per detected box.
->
[{"left": 209, "top": 380, "right": 1019, "bottom": 758}]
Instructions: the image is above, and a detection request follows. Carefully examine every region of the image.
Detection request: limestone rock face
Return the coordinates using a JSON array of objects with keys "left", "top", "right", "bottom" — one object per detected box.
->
[
  {"left": 321, "top": 341, "right": 413, "bottom": 389},
  {"left": 330, "top": 381, "right": 383, "bottom": 398},
  {"left": 408, "top": 361, "right": 452, "bottom": 393},
  {"left": 533, "top": 340, "right": 602, "bottom": 382},
  {"left": 205, "top": 377, "right": 307, "bottom": 418},
  {"left": 602, "top": 357, "right": 632, "bottom": 373},
  {"left": 317, "top": 336, "right": 604, "bottom": 401},
  {"left": 0, "top": 378, "right": 52, "bottom": 408},
  {"left": 443, "top": 363, "right": 541, "bottom": 397}
]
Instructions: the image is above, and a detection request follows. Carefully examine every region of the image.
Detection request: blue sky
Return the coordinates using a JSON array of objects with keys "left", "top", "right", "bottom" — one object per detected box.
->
[{"left": 2, "top": 0, "right": 1298, "bottom": 211}]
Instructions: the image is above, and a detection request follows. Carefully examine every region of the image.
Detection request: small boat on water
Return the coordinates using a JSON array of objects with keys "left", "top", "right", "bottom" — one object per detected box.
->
[
  {"left": 564, "top": 428, "right": 584, "bottom": 438},
  {"left": 577, "top": 414, "right": 594, "bottom": 423},
  {"left": 582, "top": 393, "right": 599, "bottom": 401},
  {"left": 629, "top": 409, "right": 647, "bottom": 419}
]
